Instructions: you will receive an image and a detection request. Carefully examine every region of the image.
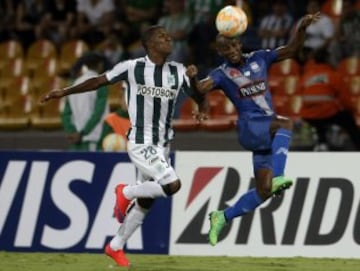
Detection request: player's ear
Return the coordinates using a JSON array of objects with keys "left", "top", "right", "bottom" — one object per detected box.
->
[
  {"left": 215, "top": 43, "right": 224, "bottom": 56},
  {"left": 215, "top": 35, "right": 224, "bottom": 55}
]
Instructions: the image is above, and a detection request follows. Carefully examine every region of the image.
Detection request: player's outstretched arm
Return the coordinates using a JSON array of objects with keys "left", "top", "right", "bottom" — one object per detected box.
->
[
  {"left": 186, "top": 65, "right": 215, "bottom": 95},
  {"left": 185, "top": 65, "right": 211, "bottom": 121},
  {"left": 275, "top": 12, "right": 321, "bottom": 62},
  {"left": 40, "top": 74, "right": 109, "bottom": 103}
]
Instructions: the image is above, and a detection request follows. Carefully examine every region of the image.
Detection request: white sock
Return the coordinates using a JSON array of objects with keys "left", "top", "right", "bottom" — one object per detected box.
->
[
  {"left": 123, "top": 181, "right": 166, "bottom": 200},
  {"left": 110, "top": 202, "right": 147, "bottom": 250}
]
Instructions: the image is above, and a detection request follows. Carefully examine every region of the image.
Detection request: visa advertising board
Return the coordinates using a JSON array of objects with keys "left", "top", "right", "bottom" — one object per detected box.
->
[{"left": 0, "top": 151, "right": 171, "bottom": 254}]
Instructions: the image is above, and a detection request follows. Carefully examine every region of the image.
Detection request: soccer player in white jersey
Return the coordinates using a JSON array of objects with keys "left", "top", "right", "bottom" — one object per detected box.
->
[{"left": 41, "top": 25, "right": 207, "bottom": 267}]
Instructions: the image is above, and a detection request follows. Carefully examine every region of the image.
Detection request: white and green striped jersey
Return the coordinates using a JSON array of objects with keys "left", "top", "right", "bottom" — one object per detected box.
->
[{"left": 105, "top": 55, "right": 191, "bottom": 146}]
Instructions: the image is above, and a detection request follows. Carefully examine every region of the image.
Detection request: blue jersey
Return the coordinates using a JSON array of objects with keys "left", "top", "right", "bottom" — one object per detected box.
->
[
  {"left": 209, "top": 49, "right": 278, "bottom": 118},
  {"left": 209, "top": 49, "right": 279, "bottom": 155}
]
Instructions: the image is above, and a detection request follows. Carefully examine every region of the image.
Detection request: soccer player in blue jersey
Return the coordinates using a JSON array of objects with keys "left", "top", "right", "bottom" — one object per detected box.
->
[{"left": 188, "top": 12, "right": 321, "bottom": 246}]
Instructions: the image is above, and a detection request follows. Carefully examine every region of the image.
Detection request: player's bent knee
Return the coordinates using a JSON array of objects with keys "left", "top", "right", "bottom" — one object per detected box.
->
[
  {"left": 272, "top": 117, "right": 294, "bottom": 133},
  {"left": 162, "top": 179, "right": 181, "bottom": 196},
  {"left": 137, "top": 198, "right": 155, "bottom": 209},
  {"left": 283, "top": 118, "right": 294, "bottom": 131}
]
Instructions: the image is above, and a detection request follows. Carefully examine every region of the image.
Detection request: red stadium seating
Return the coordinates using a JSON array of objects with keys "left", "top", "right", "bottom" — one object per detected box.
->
[
  {"left": 26, "top": 39, "right": 58, "bottom": 76},
  {"left": 59, "top": 40, "right": 89, "bottom": 74},
  {"left": 172, "top": 98, "right": 199, "bottom": 132},
  {"left": 199, "top": 90, "right": 236, "bottom": 131},
  {"left": 0, "top": 40, "right": 24, "bottom": 77},
  {"left": 30, "top": 76, "right": 66, "bottom": 130},
  {"left": 273, "top": 94, "right": 302, "bottom": 119},
  {"left": 0, "top": 85, "right": 31, "bottom": 130},
  {"left": 337, "top": 57, "right": 360, "bottom": 78},
  {"left": 322, "top": 0, "right": 342, "bottom": 20},
  {"left": 269, "top": 59, "right": 301, "bottom": 90},
  {"left": 271, "top": 75, "right": 301, "bottom": 96}
]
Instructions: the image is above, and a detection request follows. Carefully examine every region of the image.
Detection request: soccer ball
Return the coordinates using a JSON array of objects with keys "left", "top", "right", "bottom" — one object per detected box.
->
[
  {"left": 215, "top": 5, "right": 248, "bottom": 37},
  {"left": 102, "top": 133, "right": 127, "bottom": 152}
]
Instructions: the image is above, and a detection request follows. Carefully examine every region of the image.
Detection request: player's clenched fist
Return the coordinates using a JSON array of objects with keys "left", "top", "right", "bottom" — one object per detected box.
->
[
  {"left": 186, "top": 65, "right": 198, "bottom": 78},
  {"left": 298, "top": 12, "right": 321, "bottom": 29}
]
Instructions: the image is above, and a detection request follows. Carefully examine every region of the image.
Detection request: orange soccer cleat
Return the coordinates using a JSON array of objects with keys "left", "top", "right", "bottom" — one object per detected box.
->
[
  {"left": 105, "top": 243, "right": 130, "bottom": 267},
  {"left": 114, "top": 184, "right": 131, "bottom": 223}
]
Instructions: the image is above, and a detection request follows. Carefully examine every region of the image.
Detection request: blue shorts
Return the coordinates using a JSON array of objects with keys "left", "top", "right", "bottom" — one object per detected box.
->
[{"left": 237, "top": 114, "right": 274, "bottom": 173}]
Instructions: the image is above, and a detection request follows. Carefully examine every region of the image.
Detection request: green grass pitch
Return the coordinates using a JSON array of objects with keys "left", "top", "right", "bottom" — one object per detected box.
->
[{"left": 1, "top": 252, "right": 360, "bottom": 271}]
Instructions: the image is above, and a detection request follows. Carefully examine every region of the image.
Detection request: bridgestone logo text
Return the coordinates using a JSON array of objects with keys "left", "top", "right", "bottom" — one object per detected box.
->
[{"left": 137, "top": 85, "right": 176, "bottom": 99}]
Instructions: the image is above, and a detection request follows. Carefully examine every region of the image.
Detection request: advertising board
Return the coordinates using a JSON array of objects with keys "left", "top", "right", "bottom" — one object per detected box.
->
[
  {"left": 0, "top": 151, "right": 171, "bottom": 254},
  {"left": 171, "top": 152, "right": 360, "bottom": 258}
]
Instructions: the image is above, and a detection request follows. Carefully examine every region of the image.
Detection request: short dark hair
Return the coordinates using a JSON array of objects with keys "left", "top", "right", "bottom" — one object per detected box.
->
[
  {"left": 141, "top": 25, "right": 164, "bottom": 51},
  {"left": 216, "top": 33, "right": 240, "bottom": 44}
]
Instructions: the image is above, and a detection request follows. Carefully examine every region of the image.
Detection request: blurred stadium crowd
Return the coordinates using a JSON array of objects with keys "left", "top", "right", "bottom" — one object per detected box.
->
[{"left": 0, "top": 0, "right": 359, "bottom": 151}]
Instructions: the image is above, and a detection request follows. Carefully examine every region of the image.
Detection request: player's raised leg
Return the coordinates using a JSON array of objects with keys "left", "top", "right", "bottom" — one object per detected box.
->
[
  {"left": 271, "top": 117, "right": 294, "bottom": 194},
  {"left": 208, "top": 187, "right": 264, "bottom": 246}
]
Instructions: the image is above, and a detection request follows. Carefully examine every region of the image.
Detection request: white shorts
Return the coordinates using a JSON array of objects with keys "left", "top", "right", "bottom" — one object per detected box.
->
[{"left": 127, "top": 141, "right": 178, "bottom": 185}]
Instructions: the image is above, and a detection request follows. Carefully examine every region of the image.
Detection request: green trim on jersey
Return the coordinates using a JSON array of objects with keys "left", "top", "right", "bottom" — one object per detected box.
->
[
  {"left": 134, "top": 61, "right": 145, "bottom": 143},
  {"left": 62, "top": 99, "right": 78, "bottom": 133}
]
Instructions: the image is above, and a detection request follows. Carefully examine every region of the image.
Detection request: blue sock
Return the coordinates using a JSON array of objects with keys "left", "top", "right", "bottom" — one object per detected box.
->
[
  {"left": 272, "top": 128, "right": 292, "bottom": 177},
  {"left": 224, "top": 189, "right": 263, "bottom": 221}
]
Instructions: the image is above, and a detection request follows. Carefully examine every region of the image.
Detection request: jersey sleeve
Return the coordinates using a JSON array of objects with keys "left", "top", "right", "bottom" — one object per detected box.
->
[
  {"left": 105, "top": 60, "right": 129, "bottom": 84},
  {"left": 180, "top": 64, "right": 205, "bottom": 103},
  {"left": 177, "top": 64, "right": 190, "bottom": 94},
  {"left": 254, "top": 49, "right": 278, "bottom": 67},
  {"left": 208, "top": 68, "right": 223, "bottom": 89}
]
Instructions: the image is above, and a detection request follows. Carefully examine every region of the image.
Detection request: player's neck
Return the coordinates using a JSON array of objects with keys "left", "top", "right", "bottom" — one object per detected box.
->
[
  {"left": 238, "top": 55, "right": 245, "bottom": 65},
  {"left": 228, "top": 59, "right": 244, "bottom": 66},
  {"left": 147, "top": 51, "right": 167, "bottom": 65}
]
